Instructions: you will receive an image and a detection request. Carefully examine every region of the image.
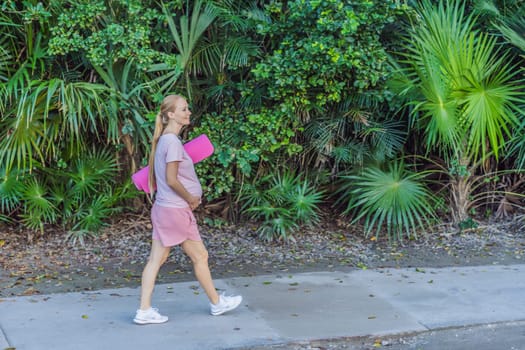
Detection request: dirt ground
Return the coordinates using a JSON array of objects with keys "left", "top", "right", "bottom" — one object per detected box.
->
[{"left": 1, "top": 213, "right": 523, "bottom": 298}]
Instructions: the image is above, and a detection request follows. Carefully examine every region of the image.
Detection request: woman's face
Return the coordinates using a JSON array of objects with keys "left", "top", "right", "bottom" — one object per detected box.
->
[{"left": 167, "top": 98, "right": 191, "bottom": 126}]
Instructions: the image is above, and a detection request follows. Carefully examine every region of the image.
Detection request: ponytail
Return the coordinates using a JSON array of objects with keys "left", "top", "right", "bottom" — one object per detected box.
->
[{"left": 147, "top": 94, "right": 184, "bottom": 195}]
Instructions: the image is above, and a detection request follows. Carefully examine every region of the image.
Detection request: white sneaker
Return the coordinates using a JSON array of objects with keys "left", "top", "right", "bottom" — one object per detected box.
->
[
  {"left": 133, "top": 307, "right": 168, "bottom": 325},
  {"left": 210, "top": 293, "right": 243, "bottom": 316}
]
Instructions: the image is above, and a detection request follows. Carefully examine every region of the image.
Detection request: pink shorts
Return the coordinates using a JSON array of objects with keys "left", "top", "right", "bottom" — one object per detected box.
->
[{"left": 151, "top": 204, "right": 202, "bottom": 247}]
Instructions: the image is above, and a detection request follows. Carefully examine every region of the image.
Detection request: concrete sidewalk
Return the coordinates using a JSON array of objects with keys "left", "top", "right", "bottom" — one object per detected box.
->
[{"left": 0, "top": 264, "right": 524, "bottom": 350}]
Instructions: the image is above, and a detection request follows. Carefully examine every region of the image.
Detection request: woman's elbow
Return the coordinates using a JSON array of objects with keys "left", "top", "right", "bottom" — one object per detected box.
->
[{"left": 166, "top": 178, "right": 179, "bottom": 189}]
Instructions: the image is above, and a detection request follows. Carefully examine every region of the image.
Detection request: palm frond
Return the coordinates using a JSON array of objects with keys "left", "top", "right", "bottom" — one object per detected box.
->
[
  {"left": 209, "top": 0, "right": 269, "bottom": 32},
  {"left": 362, "top": 120, "right": 407, "bottom": 161},
  {"left": 71, "top": 194, "right": 116, "bottom": 232},
  {"left": 507, "top": 118, "right": 525, "bottom": 169},
  {"left": 398, "top": 0, "right": 525, "bottom": 164},
  {"left": 331, "top": 141, "right": 369, "bottom": 166},
  {"left": 69, "top": 149, "right": 118, "bottom": 198},
  {"left": 497, "top": 6, "right": 525, "bottom": 52},
  {"left": 162, "top": 0, "right": 217, "bottom": 99},
  {"left": 163, "top": 0, "right": 216, "bottom": 71},
  {"left": 0, "top": 75, "right": 115, "bottom": 172},
  {"left": 0, "top": 36, "right": 14, "bottom": 82},
  {"left": 0, "top": 167, "right": 23, "bottom": 213},
  {"left": 20, "top": 177, "right": 58, "bottom": 232},
  {"left": 337, "top": 160, "right": 438, "bottom": 240},
  {"left": 460, "top": 48, "right": 523, "bottom": 160},
  {"left": 472, "top": 0, "right": 500, "bottom": 17},
  {"left": 0, "top": 78, "right": 48, "bottom": 172},
  {"left": 241, "top": 170, "right": 324, "bottom": 241},
  {"left": 288, "top": 179, "right": 324, "bottom": 226}
]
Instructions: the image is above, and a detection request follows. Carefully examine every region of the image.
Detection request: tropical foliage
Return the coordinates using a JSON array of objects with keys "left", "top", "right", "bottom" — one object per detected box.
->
[
  {"left": 392, "top": 0, "right": 525, "bottom": 224},
  {"left": 0, "top": 149, "right": 131, "bottom": 237},
  {"left": 249, "top": 0, "right": 408, "bottom": 172},
  {"left": 1, "top": 0, "right": 524, "bottom": 243}
]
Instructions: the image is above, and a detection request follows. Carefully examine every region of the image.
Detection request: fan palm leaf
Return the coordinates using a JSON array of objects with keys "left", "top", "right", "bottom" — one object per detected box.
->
[
  {"left": 71, "top": 194, "right": 118, "bottom": 232},
  {"left": 0, "top": 167, "right": 23, "bottom": 214},
  {"left": 69, "top": 149, "right": 118, "bottom": 199},
  {"left": 411, "top": 55, "right": 460, "bottom": 154},
  {"left": 289, "top": 179, "right": 324, "bottom": 226},
  {"left": 241, "top": 170, "right": 324, "bottom": 240},
  {"left": 20, "top": 177, "right": 58, "bottom": 232},
  {"left": 492, "top": 10, "right": 525, "bottom": 169},
  {"left": 338, "top": 161, "right": 437, "bottom": 240}
]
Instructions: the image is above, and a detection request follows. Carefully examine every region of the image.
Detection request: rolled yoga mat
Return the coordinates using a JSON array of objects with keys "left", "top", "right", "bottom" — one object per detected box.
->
[{"left": 131, "top": 134, "right": 214, "bottom": 193}]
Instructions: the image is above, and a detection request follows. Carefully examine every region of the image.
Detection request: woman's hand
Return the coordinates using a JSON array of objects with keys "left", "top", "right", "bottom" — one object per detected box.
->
[
  {"left": 188, "top": 196, "right": 201, "bottom": 211},
  {"left": 166, "top": 162, "right": 201, "bottom": 210}
]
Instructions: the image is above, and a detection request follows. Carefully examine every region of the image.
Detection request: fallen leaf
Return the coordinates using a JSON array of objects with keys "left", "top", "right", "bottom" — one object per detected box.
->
[
  {"left": 357, "top": 263, "right": 368, "bottom": 270},
  {"left": 22, "top": 287, "right": 40, "bottom": 296}
]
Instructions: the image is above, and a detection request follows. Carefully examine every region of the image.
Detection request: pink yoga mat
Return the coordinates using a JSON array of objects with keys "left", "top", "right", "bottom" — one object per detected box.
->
[{"left": 132, "top": 134, "right": 214, "bottom": 193}]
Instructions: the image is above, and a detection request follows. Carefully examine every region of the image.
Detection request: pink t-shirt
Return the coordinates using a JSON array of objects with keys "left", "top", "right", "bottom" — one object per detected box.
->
[{"left": 154, "top": 134, "right": 203, "bottom": 208}]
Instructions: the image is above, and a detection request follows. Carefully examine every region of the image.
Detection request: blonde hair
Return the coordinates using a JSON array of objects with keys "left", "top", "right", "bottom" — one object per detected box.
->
[{"left": 148, "top": 94, "right": 185, "bottom": 194}]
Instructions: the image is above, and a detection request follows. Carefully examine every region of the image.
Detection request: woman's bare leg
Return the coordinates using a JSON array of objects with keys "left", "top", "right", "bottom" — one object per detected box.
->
[
  {"left": 181, "top": 240, "right": 219, "bottom": 304},
  {"left": 139, "top": 239, "right": 170, "bottom": 310}
]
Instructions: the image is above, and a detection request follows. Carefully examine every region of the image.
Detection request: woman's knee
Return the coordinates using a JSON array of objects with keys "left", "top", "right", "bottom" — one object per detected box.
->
[
  {"left": 186, "top": 245, "right": 209, "bottom": 265},
  {"left": 193, "top": 249, "right": 209, "bottom": 265}
]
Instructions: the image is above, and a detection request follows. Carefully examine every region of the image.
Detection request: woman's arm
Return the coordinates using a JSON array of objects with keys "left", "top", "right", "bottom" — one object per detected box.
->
[{"left": 165, "top": 161, "right": 200, "bottom": 210}]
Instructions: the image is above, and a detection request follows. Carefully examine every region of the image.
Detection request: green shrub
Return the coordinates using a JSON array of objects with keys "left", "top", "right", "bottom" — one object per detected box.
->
[
  {"left": 0, "top": 149, "right": 134, "bottom": 243},
  {"left": 191, "top": 106, "right": 302, "bottom": 202},
  {"left": 252, "top": 0, "right": 407, "bottom": 114},
  {"left": 240, "top": 170, "right": 324, "bottom": 241}
]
